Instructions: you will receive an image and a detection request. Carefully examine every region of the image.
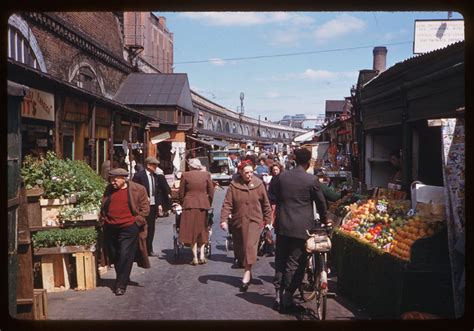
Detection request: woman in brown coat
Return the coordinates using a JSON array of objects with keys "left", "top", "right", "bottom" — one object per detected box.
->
[
  {"left": 179, "top": 158, "right": 215, "bottom": 265},
  {"left": 220, "top": 160, "right": 272, "bottom": 292}
]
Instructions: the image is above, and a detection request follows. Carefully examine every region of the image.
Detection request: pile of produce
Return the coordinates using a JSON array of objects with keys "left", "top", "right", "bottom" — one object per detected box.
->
[
  {"left": 338, "top": 198, "right": 442, "bottom": 261},
  {"left": 328, "top": 194, "right": 365, "bottom": 217}
]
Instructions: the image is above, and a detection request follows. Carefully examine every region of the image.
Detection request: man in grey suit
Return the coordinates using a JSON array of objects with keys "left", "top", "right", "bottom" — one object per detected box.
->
[{"left": 272, "top": 148, "right": 328, "bottom": 313}]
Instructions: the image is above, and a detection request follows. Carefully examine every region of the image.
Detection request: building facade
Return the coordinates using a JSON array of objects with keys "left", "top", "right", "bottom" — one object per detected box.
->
[{"left": 123, "top": 12, "right": 174, "bottom": 73}]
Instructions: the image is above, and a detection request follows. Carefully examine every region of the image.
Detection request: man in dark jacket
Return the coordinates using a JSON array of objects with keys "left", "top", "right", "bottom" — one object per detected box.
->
[
  {"left": 273, "top": 148, "right": 328, "bottom": 313},
  {"left": 100, "top": 168, "right": 150, "bottom": 296},
  {"left": 132, "top": 156, "right": 171, "bottom": 257}
]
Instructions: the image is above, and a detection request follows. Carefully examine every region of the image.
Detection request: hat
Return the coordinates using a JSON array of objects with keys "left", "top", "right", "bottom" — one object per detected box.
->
[
  {"left": 188, "top": 158, "right": 202, "bottom": 170},
  {"left": 144, "top": 156, "right": 160, "bottom": 165},
  {"left": 108, "top": 168, "right": 129, "bottom": 177}
]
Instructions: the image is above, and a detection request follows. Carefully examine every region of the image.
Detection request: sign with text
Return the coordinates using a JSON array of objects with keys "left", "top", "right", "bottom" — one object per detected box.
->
[
  {"left": 414, "top": 19, "right": 464, "bottom": 54},
  {"left": 21, "top": 88, "right": 55, "bottom": 121}
]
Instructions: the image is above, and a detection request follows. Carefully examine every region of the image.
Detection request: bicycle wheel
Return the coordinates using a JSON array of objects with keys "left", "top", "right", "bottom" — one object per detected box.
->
[
  {"left": 204, "top": 243, "right": 211, "bottom": 257},
  {"left": 315, "top": 255, "right": 327, "bottom": 320},
  {"left": 300, "top": 256, "right": 316, "bottom": 302},
  {"left": 173, "top": 238, "right": 180, "bottom": 258}
]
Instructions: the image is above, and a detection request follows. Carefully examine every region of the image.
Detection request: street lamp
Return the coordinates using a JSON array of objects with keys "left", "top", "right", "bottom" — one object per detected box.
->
[{"left": 239, "top": 92, "right": 245, "bottom": 115}]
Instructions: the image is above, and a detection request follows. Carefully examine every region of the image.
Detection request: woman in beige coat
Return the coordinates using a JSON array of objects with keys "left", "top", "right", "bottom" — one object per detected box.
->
[
  {"left": 179, "top": 158, "right": 214, "bottom": 265},
  {"left": 220, "top": 160, "right": 272, "bottom": 292}
]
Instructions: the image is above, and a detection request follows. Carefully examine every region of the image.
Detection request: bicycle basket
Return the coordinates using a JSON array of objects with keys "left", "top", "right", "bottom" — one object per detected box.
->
[{"left": 305, "top": 233, "right": 331, "bottom": 253}]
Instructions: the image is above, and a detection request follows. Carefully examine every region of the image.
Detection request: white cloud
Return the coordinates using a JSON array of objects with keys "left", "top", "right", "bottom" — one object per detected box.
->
[
  {"left": 265, "top": 91, "right": 280, "bottom": 98},
  {"left": 383, "top": 28, "right": 408, "bottom": 41},
  {"left": 265, "top": 69, "right": 358, "bottom": 81},
  {"left": 266, "top": 28, "right": 302, "bottom": 47},
  {"left": 209, "top": 58, "right": 226, "bottom": 66},
  {"left": 313, "top": 14, "right": 366, "bottom": 42},
  {"left": 179, "top": 12, "right": 314, "bottom": 27}
]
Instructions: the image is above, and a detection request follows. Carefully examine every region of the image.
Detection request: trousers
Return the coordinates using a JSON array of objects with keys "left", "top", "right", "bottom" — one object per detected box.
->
[
  {"left": 146, "top": 204, "right": 158, "bottom": 253},
  {"left": 273, "top": 234, "right": 308, "bottom": 294},
  {"left": 104, "top": 223, "right": 139, "bottom": 289}
]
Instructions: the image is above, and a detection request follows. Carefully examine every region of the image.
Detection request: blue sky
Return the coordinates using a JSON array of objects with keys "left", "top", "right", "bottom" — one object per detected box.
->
[{"left": 158, "top": 11, "right": 464, "bottom": 124}]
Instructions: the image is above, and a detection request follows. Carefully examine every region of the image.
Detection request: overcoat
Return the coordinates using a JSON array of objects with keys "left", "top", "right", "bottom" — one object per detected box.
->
[
  {"left": 273, "top": 166, "right": 328, "bottom": 240},
  {"left": 99, "top": 181, "right": 151, "bottom": 269},
  {"left": 178, "top": 170, "right": 214, "bottom": 245},
  {"left": 220, "top": 175, "right": 272, "bottom": 266},
  {"left": 132, "top": 169, "right": 172, "bottom": 210}
]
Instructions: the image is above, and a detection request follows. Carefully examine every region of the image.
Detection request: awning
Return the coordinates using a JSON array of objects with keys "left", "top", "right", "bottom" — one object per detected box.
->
[
  {"left": 209, "top": 140, "right": 228, "bottom": 148},
  {"left": 187, "top": 135, "right": 213, "bottom": 147},
  {"left": 294, "top": 130, "right": 315, "bottom": 143}
]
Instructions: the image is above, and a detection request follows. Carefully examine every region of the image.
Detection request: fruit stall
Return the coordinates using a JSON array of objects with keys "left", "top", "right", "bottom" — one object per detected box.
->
[{"left": 331, "top": 196, "right": 453, "bottom": 318}]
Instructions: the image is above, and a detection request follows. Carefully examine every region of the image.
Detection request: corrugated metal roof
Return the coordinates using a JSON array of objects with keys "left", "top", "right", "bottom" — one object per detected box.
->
[{"left": 114, "top": 73, "right": 194, "bottom": 113}]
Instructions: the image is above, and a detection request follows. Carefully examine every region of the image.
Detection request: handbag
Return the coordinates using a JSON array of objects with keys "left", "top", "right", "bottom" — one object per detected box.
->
[{"left": 305, "top": 233, "right": 332, "bottom": 253}]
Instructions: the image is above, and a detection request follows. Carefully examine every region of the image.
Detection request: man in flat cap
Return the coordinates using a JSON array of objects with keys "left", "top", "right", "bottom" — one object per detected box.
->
[
  {"left": 99, "top": 168, "right": 150, "bottom": 296},
  {"left": 132, "top": 156, "right": 171, "bottom": 256}
]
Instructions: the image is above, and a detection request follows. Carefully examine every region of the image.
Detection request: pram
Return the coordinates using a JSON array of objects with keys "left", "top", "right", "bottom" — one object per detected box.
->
[
  {"left": 224, "top": 215, "right": 233, "bottom": 252},
  {"left": 257, "top": 226, "right": 275, "bottom": 257},
  {"left": 172, "top": 203, "right": 213, "bottom": 259}
]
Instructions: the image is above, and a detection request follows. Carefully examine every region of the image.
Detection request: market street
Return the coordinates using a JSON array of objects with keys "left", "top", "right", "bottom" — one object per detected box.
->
[{"left": 46, "top": 186, "right": 369, "bottom": 321}]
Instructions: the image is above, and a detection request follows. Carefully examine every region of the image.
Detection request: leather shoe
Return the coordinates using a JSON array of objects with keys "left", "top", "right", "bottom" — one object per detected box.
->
[
  {"left": 115, "top": 288, "right": 126, "bottom": 296},
  {"left": 239, "top": 281, "right": 250, "bottom": 292},
  {"left": 272, "top": 301, "right": 280, "bottom": 311}
]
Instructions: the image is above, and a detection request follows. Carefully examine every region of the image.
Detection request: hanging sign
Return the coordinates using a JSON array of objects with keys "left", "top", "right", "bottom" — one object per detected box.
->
[{"left": 21, "top": 88, "right": 55, "bottom": 121}]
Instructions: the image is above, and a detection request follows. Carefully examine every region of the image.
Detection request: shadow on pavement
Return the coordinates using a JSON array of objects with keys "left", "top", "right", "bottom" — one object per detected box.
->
[
  {"left": 207, "top": 253, "right": 234, "bottom": 264},
  {"left": 197, "top": 274, "right": 242, "bottom": 288},
  {"left": 159, "top": 248, "right": 192, "bottom": 265},
  {"left": 257, "top": 275, "right": 274, "bottom": 284},
  {"left": 214, "top": 244, "right": 228, "bottom": 252},
  {"left": 235, "top": 291, "right": 275, "bottom": 310}
]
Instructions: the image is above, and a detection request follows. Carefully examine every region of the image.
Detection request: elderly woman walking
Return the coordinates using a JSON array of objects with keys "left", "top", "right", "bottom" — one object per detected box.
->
[
  {"left": 179, "top": 158, "right": 215, "bottom": 265},
  {"left": 220, "top": 160, "right": 272, "bottom": 292}
]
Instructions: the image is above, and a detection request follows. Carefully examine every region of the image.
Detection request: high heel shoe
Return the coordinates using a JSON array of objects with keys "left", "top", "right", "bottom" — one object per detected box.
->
[
  {"left": 240, "top": 281, "right": 250, "bottom": 292},
  {"left": 240, "top": 275, "right": 252, "bottom": 292}
]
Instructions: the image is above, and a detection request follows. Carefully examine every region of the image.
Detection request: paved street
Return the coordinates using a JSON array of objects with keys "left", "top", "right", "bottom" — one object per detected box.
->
[{"left": 47, "top": 187, "right": 369, "bottom": 320}]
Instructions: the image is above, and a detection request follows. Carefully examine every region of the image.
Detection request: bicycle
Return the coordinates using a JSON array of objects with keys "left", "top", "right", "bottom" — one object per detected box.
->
[{"left": 299, "top": 222, "right": 333, "bottom": 320}]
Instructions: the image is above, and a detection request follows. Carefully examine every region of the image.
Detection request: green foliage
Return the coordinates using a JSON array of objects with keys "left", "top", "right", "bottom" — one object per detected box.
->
[
  {"left": 32, "top": 227, "right": 97, "bottom": 248},
  {"left": 21, "top": 151, "right": 107, "bottom": 220}
]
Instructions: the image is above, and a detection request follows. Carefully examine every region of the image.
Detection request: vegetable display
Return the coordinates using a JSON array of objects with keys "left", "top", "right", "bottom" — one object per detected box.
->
[{"left": 339, "top": 198, "right": 443, "bottom": 261}]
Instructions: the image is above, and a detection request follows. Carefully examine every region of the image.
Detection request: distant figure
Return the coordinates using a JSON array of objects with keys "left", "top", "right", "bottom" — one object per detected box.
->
[
  {"left": 101, "top": 160, "right": 111, "bottom": 180},
  {"left": 134, "top": 163, "right": 144, "bottom": 173}
]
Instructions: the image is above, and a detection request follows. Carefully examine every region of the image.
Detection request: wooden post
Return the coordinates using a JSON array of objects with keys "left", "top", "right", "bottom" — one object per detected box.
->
[
  {"left": 54, "top": 94, "right": 64, "bottom": 158},
  {"left": 109, "top": 110, "right": 115, "bottom": 167},
  {"left": 89, "top": 102, "right": 97, "bottom": 170}
]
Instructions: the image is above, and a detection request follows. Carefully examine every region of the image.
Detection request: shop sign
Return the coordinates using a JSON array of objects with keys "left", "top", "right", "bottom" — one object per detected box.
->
[
  {"left": 36, "top": 139, "right": 48, "bottom": 147},
  {"left": 21, "top": 88, "right": 55, "bottom": 121}
]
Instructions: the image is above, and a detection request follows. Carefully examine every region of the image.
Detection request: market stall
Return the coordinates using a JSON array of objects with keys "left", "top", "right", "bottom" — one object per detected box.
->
[{"left": 332, "top": 189, "right": 454, "bottom": 318}]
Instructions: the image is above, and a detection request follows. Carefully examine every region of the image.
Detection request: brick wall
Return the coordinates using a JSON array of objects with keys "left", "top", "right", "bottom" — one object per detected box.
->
[{"left": 25, "top": 12, "right": 129, "bottom": 97}]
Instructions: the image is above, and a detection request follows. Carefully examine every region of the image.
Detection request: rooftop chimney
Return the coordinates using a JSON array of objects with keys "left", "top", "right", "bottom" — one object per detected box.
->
[{"left": 373, "top": 46, "right": 387, "bottom": 73}]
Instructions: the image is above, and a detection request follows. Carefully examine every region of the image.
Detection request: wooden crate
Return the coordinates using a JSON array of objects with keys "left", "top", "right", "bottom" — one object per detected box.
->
[
  {"left": 40, "top": 254, "right": 70, "bottom": 292},
  {"left": 73, "top": 251, "right": 96, "bottom": 290},
  {"left": 35, "top": 246, "right": 97, "bottom": 292},
  {"left": 33, "top": 289, "right": 48, "bottom": 320}
]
